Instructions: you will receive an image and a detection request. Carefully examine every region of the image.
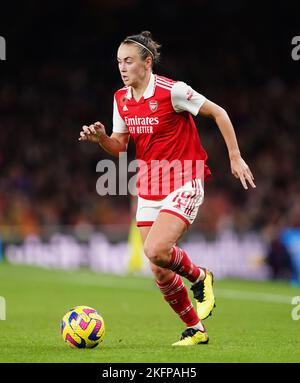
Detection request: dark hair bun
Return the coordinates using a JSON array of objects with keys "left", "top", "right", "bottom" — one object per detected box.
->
[
  {"left": 141, "top": 31, "right": 152, "bottom": 39},
  {"left": 122, "top": 31, "right": 161, "bottom": 66}
]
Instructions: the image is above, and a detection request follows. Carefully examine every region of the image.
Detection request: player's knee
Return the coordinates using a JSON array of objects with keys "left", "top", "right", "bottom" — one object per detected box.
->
[{"left": 144, "top": 241, "right": 169, "bottom": 266}]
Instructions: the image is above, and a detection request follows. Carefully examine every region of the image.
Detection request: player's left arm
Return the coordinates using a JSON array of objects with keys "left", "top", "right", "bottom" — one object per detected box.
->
[{"left": 198, "top": 99, "right": 256, "bottom": 190}]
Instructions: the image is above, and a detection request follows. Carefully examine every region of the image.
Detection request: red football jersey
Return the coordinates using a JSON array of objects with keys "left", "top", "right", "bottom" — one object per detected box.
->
[{"left": 113, "top": 73, "right": 211, "bottom": 199}]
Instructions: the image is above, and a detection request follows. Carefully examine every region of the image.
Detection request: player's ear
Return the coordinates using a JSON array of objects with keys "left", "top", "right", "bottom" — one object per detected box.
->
[{"left": 144, "top": 56, "right": 152, "bottom": 70}]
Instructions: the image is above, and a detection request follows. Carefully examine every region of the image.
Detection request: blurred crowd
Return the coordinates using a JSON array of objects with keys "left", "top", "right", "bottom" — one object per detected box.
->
[{"left": 0, "top": 1, "right": 300, "bottom": 252}]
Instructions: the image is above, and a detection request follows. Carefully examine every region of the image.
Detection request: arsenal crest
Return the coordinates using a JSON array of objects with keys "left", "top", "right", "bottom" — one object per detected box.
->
[{"left": 149, "top": 100, "right": 158, "bottom": 112}]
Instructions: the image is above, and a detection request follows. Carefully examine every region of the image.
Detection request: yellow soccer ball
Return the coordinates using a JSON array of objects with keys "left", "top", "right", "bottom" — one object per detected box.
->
[{"left": 61, "top": 305, "right": 105, "bottom": 348}]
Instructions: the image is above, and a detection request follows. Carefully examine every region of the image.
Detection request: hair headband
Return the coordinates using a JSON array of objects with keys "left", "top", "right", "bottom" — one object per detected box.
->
[{"left": 125, "top": 38, "right": 154, "bottom": 58}]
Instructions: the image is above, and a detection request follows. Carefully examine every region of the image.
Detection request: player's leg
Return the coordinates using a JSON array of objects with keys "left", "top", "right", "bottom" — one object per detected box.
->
[
  {"left": 136, "top": 182, "right": 214, "bottom": 345},
  {"left": 139, "top": 226, "right": 175, "bottom": 285},
  {"left": 139, "top": 226, "right": 174, "bottom": 283},
  {"left": 143, "top": 214, "right": 210, "bottom": 346},
  {"left": 144, "top": 179, "right": 215, "bottom": 322},
  {"left": 143, "top": 212, "right": 202, "bottom": 279},
  {"left": 139, "top": 226, "right": 206, "bottom": 345}
]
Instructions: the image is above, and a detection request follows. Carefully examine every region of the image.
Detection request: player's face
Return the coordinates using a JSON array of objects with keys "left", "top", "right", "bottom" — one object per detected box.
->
[{"left": 117, "top": 44, "right": 151, "bottom": 87}]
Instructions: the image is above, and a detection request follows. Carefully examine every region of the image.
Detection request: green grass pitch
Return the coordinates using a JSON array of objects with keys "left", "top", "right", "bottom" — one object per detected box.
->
[{"left": 0, "top": 262, "right": 299, "bottom": 363}]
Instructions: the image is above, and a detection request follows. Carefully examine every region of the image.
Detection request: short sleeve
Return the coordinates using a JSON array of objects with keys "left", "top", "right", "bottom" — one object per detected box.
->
[
  {"left": 112, "top": 96, "right": 128, "bottom": 133},
  {"left": 171, "top": 81, "right": 206, "bottom": 116}
]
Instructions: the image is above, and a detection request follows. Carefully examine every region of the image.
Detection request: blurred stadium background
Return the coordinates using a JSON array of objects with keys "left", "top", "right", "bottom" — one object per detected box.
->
[{"left": 0, "top": 1, "right": 300, "bottom": 282}]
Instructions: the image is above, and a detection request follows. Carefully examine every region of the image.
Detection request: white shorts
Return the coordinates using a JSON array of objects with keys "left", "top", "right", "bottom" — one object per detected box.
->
[{"left": 136, "top": 178, "right": 204, "bottom": 227}]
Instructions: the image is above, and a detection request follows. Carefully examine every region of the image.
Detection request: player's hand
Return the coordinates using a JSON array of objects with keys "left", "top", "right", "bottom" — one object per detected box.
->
[
  {"left": 78, "top": 121, "right": 106, "bottom": 143},
  {"left": 230, "top": 155, "right": 256, "bottom": 190}
]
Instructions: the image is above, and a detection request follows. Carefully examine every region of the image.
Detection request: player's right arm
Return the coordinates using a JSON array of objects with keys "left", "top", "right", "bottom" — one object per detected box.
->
[
  {"left": 79, "top": 122, "right": 129, "bottom": 157},
  {"left": 79, "top": 93, "right": 130, "bottom": 157}
]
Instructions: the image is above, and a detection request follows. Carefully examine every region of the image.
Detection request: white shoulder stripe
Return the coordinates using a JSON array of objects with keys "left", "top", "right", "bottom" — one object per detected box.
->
[
  {"left": 156, "top": 83, "right": 172, "bottom": 91},
  {"left": 156, "top": 80, "right": 173, "bottom": 88},
  {"left": 156, "top": 75, "right": 174, "bottom": 82},
  {"left": 156, "top": 83, "right": 172, "bottom": 90},
  {"left": 156, "top": 77, "right": 174, "bottom": 86}
]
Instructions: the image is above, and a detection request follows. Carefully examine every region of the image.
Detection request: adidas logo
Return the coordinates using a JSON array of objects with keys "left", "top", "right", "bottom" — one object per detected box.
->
[{"left": 123, "top": 105, "right": 128, "bottom": 111}]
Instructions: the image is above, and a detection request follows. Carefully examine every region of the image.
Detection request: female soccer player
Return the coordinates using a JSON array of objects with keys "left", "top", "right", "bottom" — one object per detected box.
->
[{"left": 79, "top": 31, "right": 256, "bottom": 346}]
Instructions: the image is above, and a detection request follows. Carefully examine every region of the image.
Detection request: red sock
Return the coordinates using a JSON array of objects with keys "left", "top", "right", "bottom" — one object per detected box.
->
[
  {"left": 168, "top": 246, "right": 200, "bottom": 283},
  {"left": 156, "top": 274, "right": 199, "bottom": 327}
]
